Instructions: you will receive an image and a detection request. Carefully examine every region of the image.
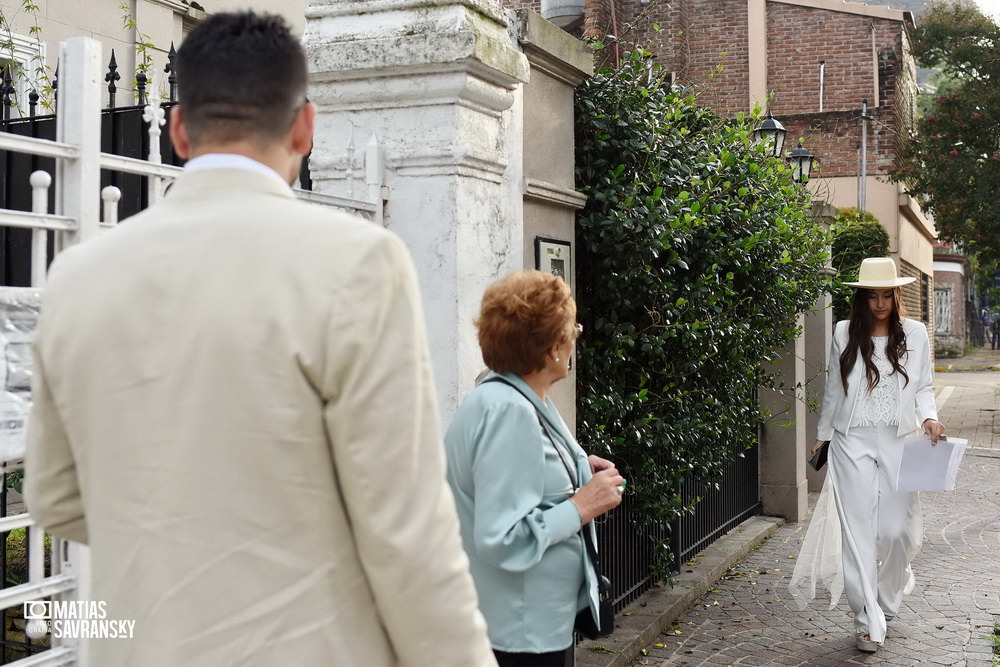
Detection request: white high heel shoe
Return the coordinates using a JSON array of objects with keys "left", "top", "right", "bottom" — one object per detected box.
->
[{"left": 856, "top": 634, "right": 881, "bottom": 653}]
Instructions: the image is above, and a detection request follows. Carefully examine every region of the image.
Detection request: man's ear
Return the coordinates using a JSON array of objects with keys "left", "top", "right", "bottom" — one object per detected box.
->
[
  {"left": 290, "top": 101, "right": 316, "bottom": 157},
  {"left": 169, "top": 106, "right": 192, "bottom": 160}
]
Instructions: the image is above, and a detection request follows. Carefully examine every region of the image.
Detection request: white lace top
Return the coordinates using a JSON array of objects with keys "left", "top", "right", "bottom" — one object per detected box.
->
[{"left": 850, "top": 336, "right": 900, "bottom": 427}]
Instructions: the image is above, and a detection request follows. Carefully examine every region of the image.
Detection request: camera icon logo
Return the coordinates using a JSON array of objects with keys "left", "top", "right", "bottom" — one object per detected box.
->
[{"left": 23, "top": 601, "right": 52, "bottom": 620}]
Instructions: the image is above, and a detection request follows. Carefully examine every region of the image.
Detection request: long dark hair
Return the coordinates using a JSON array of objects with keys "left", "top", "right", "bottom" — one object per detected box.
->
[{"left": 839, "top": 288, "right": 909, "bottom": 393}]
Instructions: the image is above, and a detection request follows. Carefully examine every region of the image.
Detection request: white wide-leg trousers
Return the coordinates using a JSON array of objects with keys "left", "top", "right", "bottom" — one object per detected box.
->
[{"left": 828, "top": 424, "right": 922, "bottom": 642}]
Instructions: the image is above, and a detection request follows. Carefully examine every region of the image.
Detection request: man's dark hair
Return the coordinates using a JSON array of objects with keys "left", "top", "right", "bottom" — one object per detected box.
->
[{"left": 175, "top": 11, "right": 307, "bottom": 146}]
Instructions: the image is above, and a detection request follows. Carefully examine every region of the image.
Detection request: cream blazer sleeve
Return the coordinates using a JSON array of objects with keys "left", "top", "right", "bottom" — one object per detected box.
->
[
  {"left": 316, "top": 233, "right": 496, "bottom": 666},
  {"left": 25, "top": 251, "right": 88, "bottom": 544}
]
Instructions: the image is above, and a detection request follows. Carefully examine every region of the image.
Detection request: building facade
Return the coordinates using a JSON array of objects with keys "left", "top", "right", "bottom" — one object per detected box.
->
[
  {"left": 933, "top": 245, "right": 968, "bottom": 357},
  {"left": 503, "top": 0, "right": 938, "bottom": 329}
]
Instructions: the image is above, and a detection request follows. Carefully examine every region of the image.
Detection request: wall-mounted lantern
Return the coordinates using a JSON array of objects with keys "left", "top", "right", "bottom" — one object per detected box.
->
[
  {"left": 787, "top": 139, "right": 815, "bottom": 183},
  {"left": 754, "top": 111, "right": 787, "bottom": 158}
]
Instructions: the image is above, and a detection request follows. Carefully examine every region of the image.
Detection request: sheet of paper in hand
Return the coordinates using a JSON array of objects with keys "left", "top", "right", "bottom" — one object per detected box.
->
[{"left": 895, "top": 437, "right": 968, "bottom": 492}]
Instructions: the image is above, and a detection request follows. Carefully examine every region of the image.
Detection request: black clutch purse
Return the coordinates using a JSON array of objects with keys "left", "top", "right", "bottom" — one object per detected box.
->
[
  {"left": 808, "top": 441, "right": 830, "bottom": 470},
  {"left": 574, "top": 530, "right": 614, "bottom": 639}
]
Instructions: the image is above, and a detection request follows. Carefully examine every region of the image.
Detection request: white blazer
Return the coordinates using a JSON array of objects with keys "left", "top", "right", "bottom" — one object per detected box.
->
[{"left": 817, "top": 318, "right": 938, "bottom": 441}]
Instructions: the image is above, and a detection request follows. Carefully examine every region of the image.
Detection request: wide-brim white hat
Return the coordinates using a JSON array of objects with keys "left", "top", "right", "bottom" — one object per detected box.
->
[{"left": 844, "top": 257, "right": 915, "bottom": 288}]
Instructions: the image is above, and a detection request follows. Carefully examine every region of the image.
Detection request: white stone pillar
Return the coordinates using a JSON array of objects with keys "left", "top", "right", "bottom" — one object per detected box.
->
[
  {"left": 304, "top": 0, "right": 530, "bottom": 419},
  {"left": 805, "top": 205, "right": 836, "bottom": 492},
  {"left": 804, "top": 274, "right": 835, "bottom": 493},
  {"left": 759, "top": 318, "right": 808, "bottom": 522}
]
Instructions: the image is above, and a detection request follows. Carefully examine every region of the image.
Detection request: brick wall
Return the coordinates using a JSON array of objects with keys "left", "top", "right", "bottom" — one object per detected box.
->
[
  {"left": 763, "top": 5, "right": 908, "bottom": 178},
  {"left": 499, "top": 0, "right": 541, "bottom": 11},
  {"left": 665, "top": 0, "right": 751, "bottom": 115}
]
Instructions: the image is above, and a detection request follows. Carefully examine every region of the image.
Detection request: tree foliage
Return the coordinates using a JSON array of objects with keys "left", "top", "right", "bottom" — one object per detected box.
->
[
  {"left": 894, "top": 1, "right": 1000, "bottom": 263},
  {"left": 829, "top": 208, "right": 890, "bottom": 321},
  {"left": 573, "top": 46, "right": 829, "bottom": 572}
]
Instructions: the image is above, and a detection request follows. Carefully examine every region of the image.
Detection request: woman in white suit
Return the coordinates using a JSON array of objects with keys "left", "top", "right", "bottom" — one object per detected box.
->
[{"left": 801, "top": 257, "right": 946, "bottom": 653}]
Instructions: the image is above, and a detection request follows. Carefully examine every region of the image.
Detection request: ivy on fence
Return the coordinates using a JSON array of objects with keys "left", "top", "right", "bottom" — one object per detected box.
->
[{"left": 573, "top": 45, "right": 829, "bottom": 574}]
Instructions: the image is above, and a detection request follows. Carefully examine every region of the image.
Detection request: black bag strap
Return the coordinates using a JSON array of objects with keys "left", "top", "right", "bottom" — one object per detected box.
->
[{"left": 480, "top": 375, "right": 609, "bottom": 590}]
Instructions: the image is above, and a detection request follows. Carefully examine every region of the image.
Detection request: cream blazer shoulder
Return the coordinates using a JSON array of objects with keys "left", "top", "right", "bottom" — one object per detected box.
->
[
  {"left": 816, "top": 317, "right": 938, "bottom": 441},
  {"left": 24, "top": 168, "right": 495, "bottom": 667}
]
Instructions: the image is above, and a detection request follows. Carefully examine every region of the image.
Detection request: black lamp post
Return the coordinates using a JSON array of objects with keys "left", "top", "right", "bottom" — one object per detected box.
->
[
  {"left": 754, "top": 110, "right": 787, "bottom": 158},
  {"left": 787, "top": 139, "right": 815, "bottom": 183}
]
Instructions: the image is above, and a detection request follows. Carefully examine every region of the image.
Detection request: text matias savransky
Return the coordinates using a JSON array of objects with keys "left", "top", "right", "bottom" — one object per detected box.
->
[{"left": 24, "top": 600, "right": 136, "bottom": 639}]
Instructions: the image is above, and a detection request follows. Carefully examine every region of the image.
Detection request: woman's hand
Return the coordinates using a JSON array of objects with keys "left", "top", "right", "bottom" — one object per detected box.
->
[
  {"left": 810, "top": 439, "right": 826, "bottom": 455},
  {"left": 923, "top": 418, "right": 946, "bottom": 445},
  {"left": 571, "top": 467, "right": 624, "bottom": 524},
  {"left": 588, "top": 454, "right": 615, "bottom": 474}
]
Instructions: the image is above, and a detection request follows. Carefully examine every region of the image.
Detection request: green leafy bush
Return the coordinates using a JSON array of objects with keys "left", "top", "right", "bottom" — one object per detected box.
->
[
  {"left": 829, "top": 208, "right": 889, "bottom": 321},
  {"left": 574, "top": 47, "right": 829, "bottom": 573},
  {"left": 5, "top": 527, "right": 51, "bottom": 585}
]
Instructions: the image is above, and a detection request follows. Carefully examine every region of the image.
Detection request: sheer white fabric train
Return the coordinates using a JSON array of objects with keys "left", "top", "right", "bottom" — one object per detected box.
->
[
  {"left": 788, "top": 459, "right": 921, "bottom": 613},
  {"left": 788, "top": 474, "right": 844, "bottom": 610}
]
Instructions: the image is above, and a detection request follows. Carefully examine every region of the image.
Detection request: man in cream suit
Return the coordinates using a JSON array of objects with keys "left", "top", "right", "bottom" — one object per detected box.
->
[{"left": 25, "top": 12, "right": 496, "bottom": 666}]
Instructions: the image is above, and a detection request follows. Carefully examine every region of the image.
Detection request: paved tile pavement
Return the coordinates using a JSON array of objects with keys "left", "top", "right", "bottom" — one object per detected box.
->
[{"left": 579, "top": 352, "right": 1000, "bottom": 667}]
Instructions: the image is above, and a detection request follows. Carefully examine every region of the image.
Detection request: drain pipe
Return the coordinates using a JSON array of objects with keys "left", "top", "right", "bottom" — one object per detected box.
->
[
  {"left": 819, "top": 61, "right": 825, "bottom": 112},
  {"left": 611, "top": 0, "right": 621, "bottom": 67}
]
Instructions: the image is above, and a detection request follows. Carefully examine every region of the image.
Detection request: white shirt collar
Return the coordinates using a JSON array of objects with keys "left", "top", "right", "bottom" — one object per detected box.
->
[{"left": 183, "top": 154, "right": 291, "bottom": 189}]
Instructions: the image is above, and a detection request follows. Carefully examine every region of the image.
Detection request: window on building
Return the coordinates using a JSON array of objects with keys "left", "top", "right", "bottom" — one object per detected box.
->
[
  {"left": 934, "top": 287, "right": 952, "bottom": 334},
  {"left": 0, "top": 31, "right": 47, "bottom": 119}
]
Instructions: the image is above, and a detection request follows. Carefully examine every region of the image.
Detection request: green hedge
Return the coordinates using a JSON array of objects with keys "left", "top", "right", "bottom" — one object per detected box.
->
[{"left": 574, "top": 47, "right": 829, "bottom": 573}]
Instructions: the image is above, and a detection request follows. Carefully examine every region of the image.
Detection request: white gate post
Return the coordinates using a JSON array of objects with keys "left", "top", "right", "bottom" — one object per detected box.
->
[
  {"left": 52, "top": 36, "right": 100, "bottom": 667},
  {"left": 102, "top": 186, "right": 122, "bottom": 229},
  {"left": 143, "top": 77, "right": 166, "bottom": 206},
  {"left": 56, "top": 539, "right": 92, "bottom": 664},
  {"left": 29, "top": 170, "right": 51, "bottom": 287},
  {"left": 56, "top": 37, "right": 102, "bottom": 248}
]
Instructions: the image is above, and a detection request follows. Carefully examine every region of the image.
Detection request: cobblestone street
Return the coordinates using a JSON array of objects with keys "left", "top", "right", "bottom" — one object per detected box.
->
[{"left": 594, "top": 355, "right": 1000, "bottom": 667}]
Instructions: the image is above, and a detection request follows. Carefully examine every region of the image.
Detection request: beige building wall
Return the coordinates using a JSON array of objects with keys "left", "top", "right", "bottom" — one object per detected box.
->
[
  {"left": 516, "top": 11, "right": 592, "bottom": 429},
  {"left": 821, "top": 175, "right": 934, "bottom": 273}
]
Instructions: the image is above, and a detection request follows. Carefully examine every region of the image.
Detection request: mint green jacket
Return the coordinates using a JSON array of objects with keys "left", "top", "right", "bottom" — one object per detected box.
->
[{"left": 444, "top": 372, "right": 598, "bottom": 652}]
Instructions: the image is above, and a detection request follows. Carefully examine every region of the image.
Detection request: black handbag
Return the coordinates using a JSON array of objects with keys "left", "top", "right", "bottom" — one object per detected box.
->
[
  {"left": 482, "top": 377, "right": 616, "bottom": 638},
  {"left": 573, "top": 528, "right": 615, "bottom": 639},
  {"left": 808, "top": 440, "right": 830, "bottom": 471}
]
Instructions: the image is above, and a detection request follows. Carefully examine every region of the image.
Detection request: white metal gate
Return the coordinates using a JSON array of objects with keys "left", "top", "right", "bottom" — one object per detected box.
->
[{"left": 0, "top": 35, "right": 384, "bottom": 666}]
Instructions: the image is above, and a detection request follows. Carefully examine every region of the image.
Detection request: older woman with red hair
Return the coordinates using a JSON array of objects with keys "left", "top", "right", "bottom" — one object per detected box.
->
[{"left": 445, "top": 271, "right": 624, "bottom": 667}]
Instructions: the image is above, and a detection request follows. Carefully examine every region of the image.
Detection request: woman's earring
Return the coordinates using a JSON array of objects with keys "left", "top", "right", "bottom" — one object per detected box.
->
[{"left": 554, "top": 357, "right": 560, "bottom": 363}]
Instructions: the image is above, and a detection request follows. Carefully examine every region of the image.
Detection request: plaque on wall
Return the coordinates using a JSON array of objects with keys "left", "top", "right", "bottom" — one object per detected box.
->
[{"left": 534, "top": 237, "right": 571, "bottom": 288}]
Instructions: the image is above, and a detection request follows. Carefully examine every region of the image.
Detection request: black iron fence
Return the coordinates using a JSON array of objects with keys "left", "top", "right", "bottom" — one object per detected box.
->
[
  {"left": 0, "top": 103, "right": 187, "bottom": 286},
  {"left": 2, "top": 112, "right": 311, "bottom": 287},
  {"left": 597, "top": 439, "right": 760, "bottom": 610}
]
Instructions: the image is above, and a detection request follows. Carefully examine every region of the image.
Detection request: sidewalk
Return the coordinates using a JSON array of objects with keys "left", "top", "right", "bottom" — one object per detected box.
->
[
  {"left": 578, "top": 357, "right": 1000, "bottom": 666},
  {"left": 934, "top": 344, "right": 1000, "bottom": 373}
]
